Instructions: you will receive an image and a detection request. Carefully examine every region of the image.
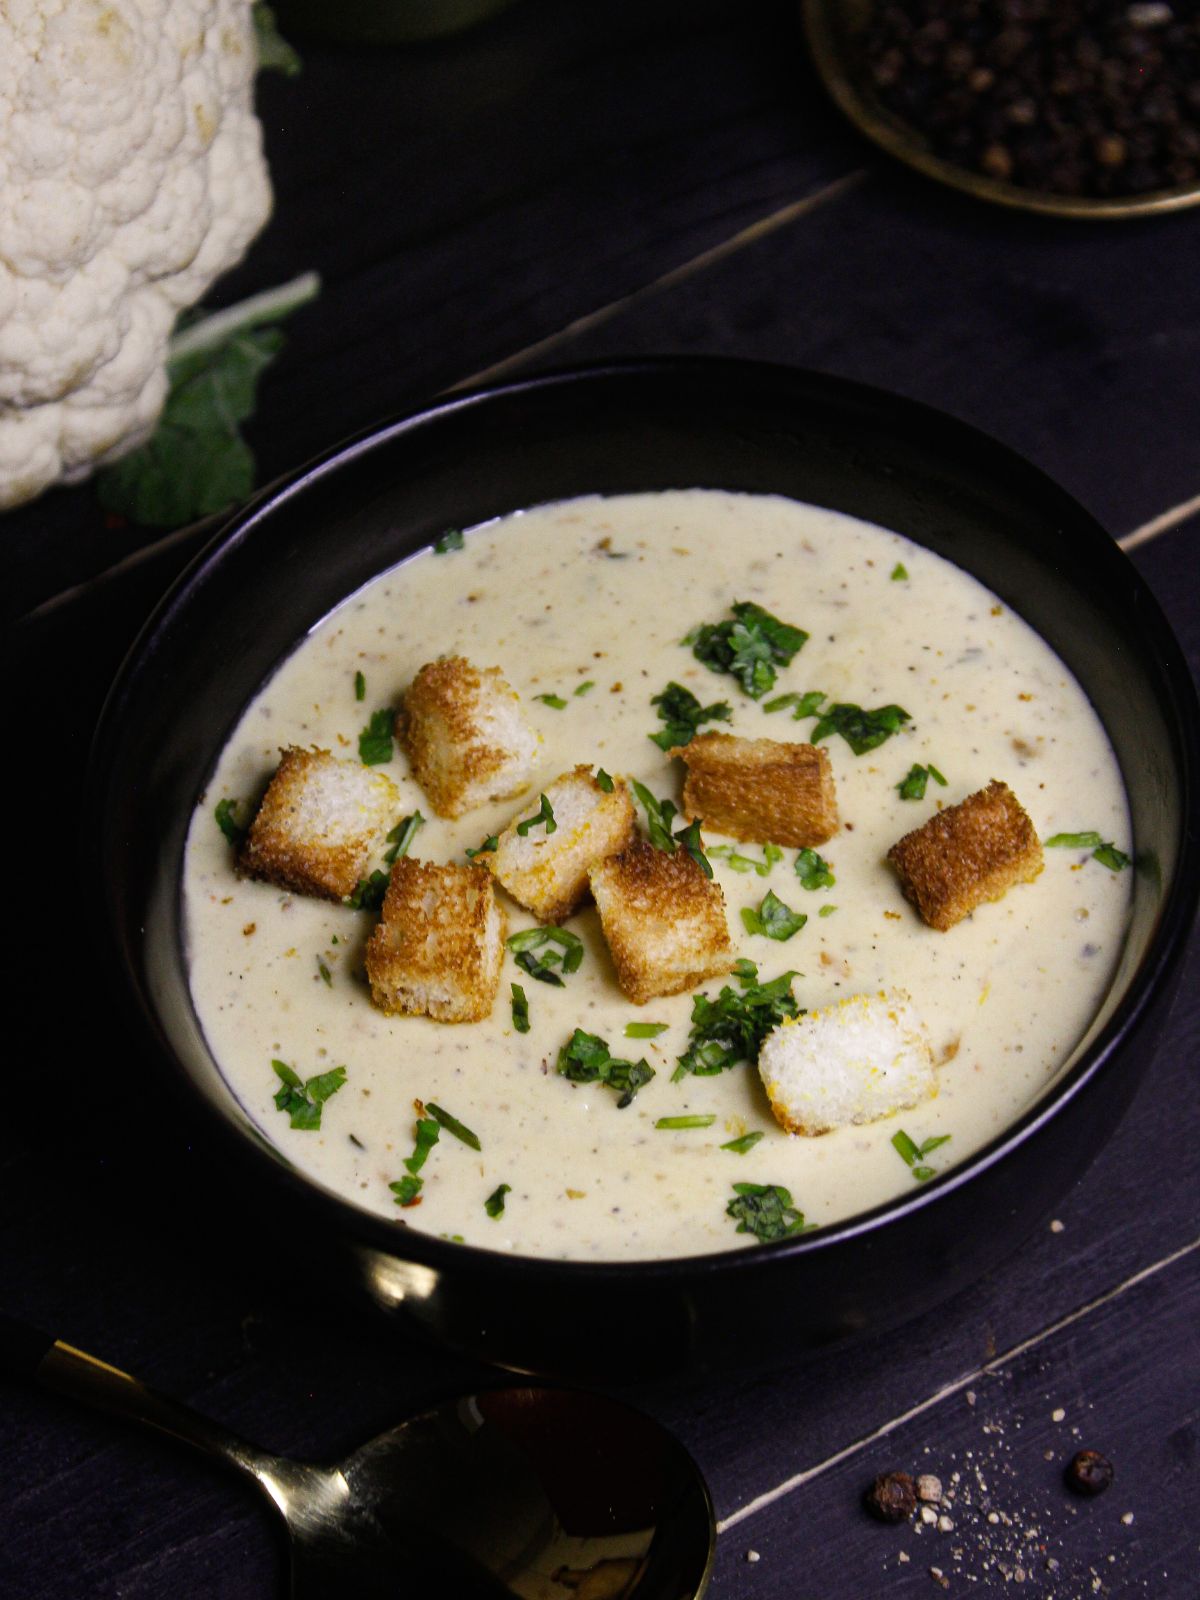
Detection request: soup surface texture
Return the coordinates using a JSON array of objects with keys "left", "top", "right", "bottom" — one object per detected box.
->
[{"left": 184, "top": 491, "right": 1131, "bottom": 1260}]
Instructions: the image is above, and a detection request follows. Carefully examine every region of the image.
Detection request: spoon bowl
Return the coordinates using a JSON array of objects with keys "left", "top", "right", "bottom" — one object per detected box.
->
[{"left": 2, "top": 1315, "right": 714, "bottom": 1600}]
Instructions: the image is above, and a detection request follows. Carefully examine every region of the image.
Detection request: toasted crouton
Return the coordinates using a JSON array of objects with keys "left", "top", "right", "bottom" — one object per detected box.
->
[
  {"left": 365, "top": 858, "right": 506, "bottom": 1023},
  {"left": 887, "top": 779, "right": 1043, "bottom": 931},
  {"left": 401, "top": 656, "right": 539, "bottom": 818},
  {"left": 759, "top": 990, "right": 936, "bottom": 1136},
  {"left": 671, "top": 732, "right": 838, "bottom": 848},
  {"left": 237, "top": 746, "right": 401, "bottom": 901},
  {"left": 588, "top": 840, "right": 734, "bottom": 1004},
  {"left": 488, "top": 766, "right": 636, "bottom": 922}
]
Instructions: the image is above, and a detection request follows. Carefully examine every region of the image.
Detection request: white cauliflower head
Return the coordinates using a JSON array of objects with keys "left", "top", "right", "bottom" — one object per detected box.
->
[{"left": 0, "top": 0, "right": 272, "bottom": 509}]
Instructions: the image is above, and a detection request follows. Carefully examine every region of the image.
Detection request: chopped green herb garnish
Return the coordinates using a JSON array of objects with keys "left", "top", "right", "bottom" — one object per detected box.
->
[
  {"left": 897, "top": 763, "right": 947, "bottom": 801},
  {"left": 810, "top": 701, "right": 911, "bottom": 755},
  {"left": 556, "top": 1029, "right": 655, "bottom": 1108},
  {"left": 731, "top": 958, "right": 760, "bottom": 985},
  {"left": 674, "top": 817, "right": 714, "bottom": 879},
  {"left": 595, "top": 769, "right": 614, "bottom": 793},
  {"left": 426, "top": 1102, "right": 482, "bottom": 1151},
  {"left": 1045, "top": 831, "right": 1130, "bottom": 871},
  {"left": 741, "top": 890, "right": 807, "bottom": 941},
  {"left": 891, "top": 562, "right": 909, "bottom": 581},
  {"left": 358, "top": 706, "right": 395, "bottom": 765},
  {"left": 794, "top": 847, "right": 836, "bottom": 891},
  {"left": 433, "top": 528, "right": 464, "bottom": 553},
  {"left": 625, "top": 1021, "right": 669, "bottom": 1038},
  {"left": 384, "top": 811, "right": 424, "bottom": 863},
  {"left": 575, "top": 681, "right": 595, "bottom": 696},
  {"left": 674, "top": 970, "right": 800, "bottom": 1080},
  {"left": 404, "top": 1116, "right": 441, "bottom": 1175},
  {"left": 465, "top": 834, "right": 499, "bottom": 860},
  {"left": 656, "top": 1114, "right": 716, "bottom": 1130},
  {"left": 346, "top": 870, "right": 389, "bottom": 911},
  {"left": 485, "top": 1183, "right": 511, "bottom": 1219},
  {"left": 818, "top": 903, "right": 837, "bottom": 917},
  {"left": 214, "top": 796, "right": 245, "bottom": 845},
  {"left": 390, "top": 1174, "right": 423, "bottom": 1206},
  {"left": 710, "top": 842, "right": 782, "bottom": 876},
  {"left": 354, "top": 670, "right": 366, "bottom": 701},
  {"left": 721, "top": 1131, "right": 765, "bottom": 1155},
  {"left": 648, "top": 681, "right": 732, "bottom": 751},
  {"left": 687, "top": 601, "right": 808, "bottom": 700},
  {"left": 535, "top": 693, "right": 568, "bottom": 709},
  {"left": 726, "top": 1181, "right": 810, "bottom": 1241},
  {"left": 516, "top": 793, "right": 557, "bottom": 837},
  {"left": 511, "top": 982, "right": 530, "bottom": 1033},
  {"left": 891, "top": 1128, "right": 952, "bottom": 1182},
  {"left": 631, "top": 780, "right": 679, "bottom": 850},
  {"left": 762, "top": 689, "right": 827, "bottom": 720},
  {"left": 317, "top": 956, "right": 332, "bottom": 986},
  {"left": 271, "top": 1060, "right": 347, "bottom": 1130},
  {"left": 507, "top": 926, "right": 584, "bottom": 986},
  {"left": 348, "top": 1132, "right": 365, "bottom": 1150}
]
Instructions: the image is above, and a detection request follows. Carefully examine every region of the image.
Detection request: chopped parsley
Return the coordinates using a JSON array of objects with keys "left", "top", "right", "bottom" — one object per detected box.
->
[
  {"left": 214, "top": 796, "right": 246, "bottom": 845},
  {"left": 511, "top": 982, "right": 530, "bottom": 1033},
  {"left": 354, "top": 670, "right": 366, "bottom": 701},
  {"left": 358, "top": 706, "right": 395, "bottom": 765},
  {"left": 516, "top": 793, "right": 557, "bottom": 837},
  {"left": 426, "top": 1102, "right": 482, "bottom": 1151},
  {"left": 891, "top": 1128, "right": 952, "bottom": 1182},
  {"left": 648, "top": 681, "right": 732, "bottom": 751},
  {"left": 794, "top": 847, "right": 836, "bottom": 891},
  {"left": 762, "top": 689, "right": 827, "bottom": 720},
  {"left": 897, "top": 763, "right": 947, "bottom": 801},
  {"left": 721, "top": 1130, "right": 765, "bottom": 1155},
  {"left": 741, "top": 890, "right": 806, "bottom": 941},
  {"left": 506, "top": 926, "right": 584, "bottom": 986},
  {"left": 726, "top": 1182, "right": 811, "bottom": 1242},
  {"left": 534, "top": 692, "right": 568, "bottom": 709},
  {"left": 656, "top": 1114, "right": 716, "bottom": 1130},
  {"left": 687, "top": 600, "right": 808, "bottom": 699},
  {"left": 810, "top": 701, "right": 911, "bottom": 755},
  {"left": 384, "top": 811, "right": 424, "bottom": 862},
  {"left": 556, "top": 1029, "right": 655, "bottom": 1108},
  {"left": 389, "top": 1115, "right": 441, "bottom": 1205},
  {"left": 630, "top": 780, "right": 713, "bottom": 875},
  {"left": 316, "top": 956, "right": 332, "bottom": 986},
  {"left": 346, "top": 870, "right": 389, "bottom": 911},
  {"left": 891, "top": 562, "right": 909, "bottom": 581},
  {"left": 818, "top": 903, "right": 837, "bottom": 917},
  {"left": 674, "top": 969, "right": 800, "bottom": 1080},
  {"left": 710, "top": 842, "right": 782, "bottom": 876},
  {"left": 433, "top": 528, "right": 464, "bottom": 553},
  {"left": 271, "top": 1060, "right": 346, "bottom": 1130},
  {"left": 485, "top": 1183, "right": 511, "bottom": 1218},
  {"left": 390, "top": 1175, "right": 423, "bottom": 1206},
  {"left": 1044, "top": 831, "right": 1130, "bottom": 871},
  {"left": 674, "top": 817, "right": 714, "bottom": 879},
  {"left": 625, "top": 1021, "right": 668, "bottom": 1038},
  {"left": 575, "top": 680, "right": 595, "bottom": 696},
  {"left": 465, "top": 834, "right": 498, "bottom": 860},
  {"left": 595, "top": 768, "right": 614, "bottom": 793}
]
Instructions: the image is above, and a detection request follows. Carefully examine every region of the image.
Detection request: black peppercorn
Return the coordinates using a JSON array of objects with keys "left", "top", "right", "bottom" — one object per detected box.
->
[
  {"left": 1065, "top": 1448, "right": 1114, "bottom": 1497},
  {"left": 865, "top": 1470, "right": 918, "bottom": 1521}
]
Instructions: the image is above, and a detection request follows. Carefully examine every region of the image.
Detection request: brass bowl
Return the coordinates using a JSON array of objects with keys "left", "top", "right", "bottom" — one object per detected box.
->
[{"left": 802, "top": 0, "right": 1200, "bottom": 220}]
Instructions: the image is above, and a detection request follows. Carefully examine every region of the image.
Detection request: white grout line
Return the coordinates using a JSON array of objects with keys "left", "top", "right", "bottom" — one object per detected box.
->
[
  {"left": 1119, "top": 491, "right": 1200, "bottom": 551},
  {"left": 716, "top": 1236, "right": 1200, "bottom": 1534},
  {"left": 448, "top": 170, "right": 869, "bottom": 393}
]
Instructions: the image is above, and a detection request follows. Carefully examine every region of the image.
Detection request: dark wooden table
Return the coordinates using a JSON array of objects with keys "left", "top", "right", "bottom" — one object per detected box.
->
[{"left": 4, "top": 4, "right": 1198, "bottom": 1595}]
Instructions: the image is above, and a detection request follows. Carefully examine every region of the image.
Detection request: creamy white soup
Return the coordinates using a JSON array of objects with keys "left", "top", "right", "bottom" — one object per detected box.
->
[{"left": 184, "top": 491, "right": 1131, "bottom": 1260}]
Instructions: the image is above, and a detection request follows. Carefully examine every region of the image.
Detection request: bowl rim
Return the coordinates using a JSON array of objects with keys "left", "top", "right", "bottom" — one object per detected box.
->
[{"left": 91, "top": 354, "right": 1200, "bottom": 1284}]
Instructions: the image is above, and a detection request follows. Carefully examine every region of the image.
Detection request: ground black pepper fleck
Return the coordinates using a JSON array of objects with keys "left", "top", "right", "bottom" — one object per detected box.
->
[
  {"left": 858, "top": 1, "right": 1200, "bottom": 198},
  {"left": 865, "top": 1469, "right": 919, "bottom": 1521},
  {"left": 1064, "top": 1447, "right": 1115, "bottom": 1495}
]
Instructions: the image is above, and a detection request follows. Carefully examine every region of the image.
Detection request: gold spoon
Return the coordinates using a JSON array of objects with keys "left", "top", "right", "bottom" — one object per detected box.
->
[{"left": 3, "top": 1314, "right": 715, "bottom": 1599}]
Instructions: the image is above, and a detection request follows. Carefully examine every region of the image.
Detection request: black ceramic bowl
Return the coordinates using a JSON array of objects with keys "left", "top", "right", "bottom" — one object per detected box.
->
[{"left": 91, "top": 359, "right": 1199, "bottom": 1380}]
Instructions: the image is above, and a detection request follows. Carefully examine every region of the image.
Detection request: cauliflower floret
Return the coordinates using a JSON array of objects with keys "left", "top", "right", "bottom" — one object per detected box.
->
[{"left": 0, "top": 0, "right": 272, "bottom": 510}]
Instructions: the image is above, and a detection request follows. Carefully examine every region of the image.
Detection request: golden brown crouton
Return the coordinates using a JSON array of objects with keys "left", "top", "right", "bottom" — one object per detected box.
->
[
  {"left": 237, "top": 746, "right": 401, "bottom": 901},
  {"left": 401, "top": 656, "right": 539, "bottom": 818},
  {"left": 365, "top": 858, "right": 506, "bottom": 1023},
  {"left": 887, "top": 779, "right": 1043, "bottom": 931},
  {"left": 488, "top": 766, "right": 636, "bottom": 923},
  {"left": 588, "top": 840, "right": 734, "bottom": 1004},
  {"left": 670, "top": 731, "right": 838, "bottom": 848}
]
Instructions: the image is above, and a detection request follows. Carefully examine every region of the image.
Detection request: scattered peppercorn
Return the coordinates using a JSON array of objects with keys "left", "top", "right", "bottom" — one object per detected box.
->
[
  {"left": 865, "top": 1469, "right": 919, "bottom": 1521},
  {"left": 1065, "top": 1447, "right": 1115, "bottom": 1496},
  {"left": 857, "top": 1, "right": 1200, "bottom": 199}
]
